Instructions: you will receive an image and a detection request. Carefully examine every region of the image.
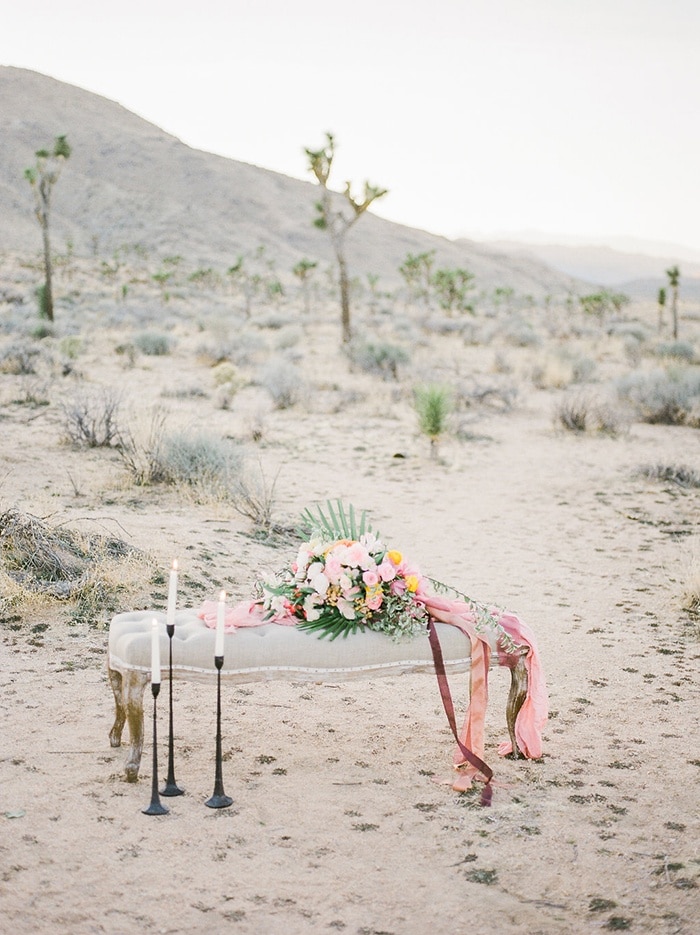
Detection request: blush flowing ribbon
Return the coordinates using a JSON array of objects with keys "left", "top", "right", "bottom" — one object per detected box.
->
[{"left": 427, "top": 619, "right": 493, "bottom": 806}]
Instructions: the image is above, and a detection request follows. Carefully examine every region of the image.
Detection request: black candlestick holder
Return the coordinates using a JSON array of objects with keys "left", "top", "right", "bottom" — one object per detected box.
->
[
  {"left": 142, "top": 682, "right": 169, "bottom": 816},
  {"left": 205, "top": 656, "right": 233, "bottom": 809},
  {"left": 160, "top": 622, "right": 184, "bottom": 797}
]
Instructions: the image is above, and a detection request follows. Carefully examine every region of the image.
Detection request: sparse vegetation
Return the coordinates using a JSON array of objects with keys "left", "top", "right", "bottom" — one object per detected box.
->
[
  {"left": 616, "top": 367, "right": 700, "bottom": 425},
  {"left": 349, "top": 340, "right": 409, "bottom": 380},
  {"left": 134, "top": 330, "right": 172, "bottom": 356},
  {"left": 258, "top": 356, "right": 305, "bottom": 409},
  {"left": 413, "top": 383, "right": 453, "bottom": 458},
  {"left": 61, "top": 389, "right": 122, "bottom": 448}
]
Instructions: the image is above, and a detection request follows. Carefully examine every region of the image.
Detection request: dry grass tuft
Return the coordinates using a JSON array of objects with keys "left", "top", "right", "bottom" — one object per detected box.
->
[{"left": 0, "top": 507, "right": 152, "bottom": 625}]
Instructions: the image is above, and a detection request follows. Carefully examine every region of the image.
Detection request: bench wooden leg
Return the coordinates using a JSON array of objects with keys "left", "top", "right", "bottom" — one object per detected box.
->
[
  {"left": 107, "top": 663, "right": 149, "bottom": 782},
  {"left": 505, "top": 655, "right": 529, "bottom": 758}
]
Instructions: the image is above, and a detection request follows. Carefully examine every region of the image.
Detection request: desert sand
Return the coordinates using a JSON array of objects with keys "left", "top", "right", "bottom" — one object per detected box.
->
[{"left": 1, "top": 251, "right": 699, "bottom": 935}]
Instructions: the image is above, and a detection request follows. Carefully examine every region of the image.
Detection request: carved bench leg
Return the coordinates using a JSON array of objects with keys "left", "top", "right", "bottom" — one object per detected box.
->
[
  {"left": 108, "top": 664, "right": 126, "bottom": 748},
  {"left": 505, "top": 656, "right": 529, "bottom": 759},
  {"left": 122, "top": 669, "right": 150, "bottom": 782}
]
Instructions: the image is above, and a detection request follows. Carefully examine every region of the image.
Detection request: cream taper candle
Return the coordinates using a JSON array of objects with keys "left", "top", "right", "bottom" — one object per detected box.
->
[
  {"left": 150, "top": 617, "right": 161, "bottom": 684},
  {"left": 215, "top": 590, "right": 226, "bottom": 658},
  {"left": 167, "top": 559, "right": 178, "bottom": 629}
]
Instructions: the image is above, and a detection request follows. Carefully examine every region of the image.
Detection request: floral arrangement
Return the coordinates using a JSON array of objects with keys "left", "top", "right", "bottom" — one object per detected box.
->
[{"left": 258, "top": 502, "right": 429, "bottom": 640}]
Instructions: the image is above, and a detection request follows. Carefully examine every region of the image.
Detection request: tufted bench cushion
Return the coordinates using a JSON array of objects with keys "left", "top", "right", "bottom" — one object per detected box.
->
[{"left": 108, "top": 609, "right": 478, "bottom": 681}]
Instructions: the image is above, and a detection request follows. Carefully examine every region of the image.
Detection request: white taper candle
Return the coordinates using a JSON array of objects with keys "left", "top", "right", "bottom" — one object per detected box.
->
[
  {"left": 215, "top": 590, "right": 226, "bottom": 658},
  {"left": 167, "top": 559, "right": 178, "bottom": 629},
  {"left": 150, "top": 617, "right": 161, "bottom": 684}
]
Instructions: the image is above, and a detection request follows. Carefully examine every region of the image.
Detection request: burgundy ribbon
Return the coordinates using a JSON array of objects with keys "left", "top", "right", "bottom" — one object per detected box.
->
[{"left": 427, "top": 619, "right": 493, "bottom": 806}]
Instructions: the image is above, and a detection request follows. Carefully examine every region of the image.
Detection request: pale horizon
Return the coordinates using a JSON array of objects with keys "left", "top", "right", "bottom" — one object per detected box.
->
[{"left": 3, "top": 0, "right": 699, "bottom": 255}]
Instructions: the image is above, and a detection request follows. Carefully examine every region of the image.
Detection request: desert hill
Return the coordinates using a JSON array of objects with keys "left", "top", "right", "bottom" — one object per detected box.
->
[
  {"left": 472, "top": 236, "right": 700, "bottom": 300},
  {"left": 0, "top": 67, "right": 580, "bottom": 296}
]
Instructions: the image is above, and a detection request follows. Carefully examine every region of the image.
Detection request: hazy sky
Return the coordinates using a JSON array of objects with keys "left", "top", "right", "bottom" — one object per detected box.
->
[{"left": 3, "top": 0, "right": 699, "bottom": 252}]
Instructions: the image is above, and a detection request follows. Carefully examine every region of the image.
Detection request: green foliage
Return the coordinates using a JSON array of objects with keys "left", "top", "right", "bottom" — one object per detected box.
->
[
  {"left": 399, "top": 251, "right": 435, "bottom": 306},
  {"left": 579, "top": 290, "right": 630, "bottom": 323},
  {"left": 299, "top": 499, "right": 374, "bottom": 541},
  {"left": 413, "top": 383, "right": 453, "bottom": 457},
  {"left": 432, "top": 268, "right": 475, "bottom": 314},
  {"left": 653, "top": 340, "right": 695, "bottom": 362},
  {"left": 349, "top": 340, "right": 409, "bottom": 380},
  {"left": 134, "top": 331, "right": 172, "bottom": 356},
  {"left": 35, "top": 283, "right": 50, "bottom": 319}
]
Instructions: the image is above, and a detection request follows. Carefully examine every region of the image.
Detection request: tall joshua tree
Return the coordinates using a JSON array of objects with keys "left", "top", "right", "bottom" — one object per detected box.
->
[
  {"left": 24, "top": 135, "right": 71, "bottom": 322},
  {"left": 305, "top": 132, "right": 387, "bottom": 344},
  {"left": 665, "top": 265, "right": 681, "bottom": 339}
]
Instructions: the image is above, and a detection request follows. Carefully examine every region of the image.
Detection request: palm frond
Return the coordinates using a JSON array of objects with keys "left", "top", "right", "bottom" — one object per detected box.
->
[{"left": 298, "top": 499, "right": 374, "bottom": 541}]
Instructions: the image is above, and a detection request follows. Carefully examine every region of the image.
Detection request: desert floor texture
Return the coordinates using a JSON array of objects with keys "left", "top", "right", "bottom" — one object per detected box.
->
[{"left": 1, "top": 254, "right": 699, "bottom": 934}]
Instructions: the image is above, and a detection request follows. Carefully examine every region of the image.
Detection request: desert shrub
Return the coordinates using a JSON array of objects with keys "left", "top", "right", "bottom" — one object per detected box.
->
[
  {"left": 258, "top": 356, "right": 305, "bottom": 409},
  {"left": 160, "top": 385, "right": 208, "bottom": 400},
  {"left": 500, "top": 320, "right": 542, "bottom": 348},
  {"left": 212, "top": 361, "right": 242, "bottom": 388},
  {"left": 608, "top": 321, "right": 650, "bottom": 344},
  {"left": 273, "top": 326, "right": 304, "bottom": 352},
  {"left": 0, "top": 506, "right": 149, "bottom": 625},
  {"left": 30, "top": 322, "right": 54, "bottom": 340},
  {"left": 553, "top": 393, "right": 627, "bottom": 436},
  {"left": 229, "top": 462, "right": 280, "bottom": 533},
  {"left": 653, "top": 341, "right": 696, "bottom": 363},
  {"left": 533, "top": 351, "right": 597, "bottom": 389},
  {"left": 492, "top": 352, "right": 512, "bottom": 374},
  {"left": 61, "top": 388, "right": 122, "bottom": 447},
  {"left": 134, "top": 331, "right": 172, "bottom": 356},
  {"left": 59, "top": 335, "right": 82, "bottom": 360},
  {"left": 0, "top": 340, "right": 43, "bottom": 375},
  {"left": 616, "top": 367, "right": 700, "bottom": 425},
  {"left": 422, "top": 316, "right": 466, "bottom": 336},
  {"left": 256, "top": 310, "right": 294, "bottom": 330},
  {"left": 115, "top": 341, "right": 138, "bottom": 367},
  {"left": 634, "top": 463, "right": 700, "bottom": 488},
  {"left": 349, "top": 340, "right": 409, "bottom": 380},
  {"left": 413, "top": 383, "right": 453, "bottom": 458},
  {"left": 115, "top": 409, "right": 169, "bottom": 485},
  {"left": 14, "top": 375, "right": 51, "bottom": 407},
  {"left": 212, "top": 361, "right": 244, "bottom": 410}
]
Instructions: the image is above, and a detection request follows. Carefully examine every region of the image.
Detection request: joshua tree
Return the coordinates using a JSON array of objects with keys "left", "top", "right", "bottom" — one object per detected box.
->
[
  {"left": 399, "top": 250, "right": 435, "bottom": 309},
  {"left": 305, "top": 132, "right": 387, "bottom": 344},
  {"left": 293, "top": 258, "right": 317, "bottom": 315},
  {"left": 666, "top": 265, "right": 681, "bottom": 339},
  {"left": 657, "top": 286, "right": 666, "bottom": 333},
  {"left": 24, "top": 135, "right": 71, "bottom": 322}
]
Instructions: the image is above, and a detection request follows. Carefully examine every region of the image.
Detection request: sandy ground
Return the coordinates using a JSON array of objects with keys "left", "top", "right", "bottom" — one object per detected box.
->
[{"left": 1, "top": 261, "right": 699, "bottom": 934}]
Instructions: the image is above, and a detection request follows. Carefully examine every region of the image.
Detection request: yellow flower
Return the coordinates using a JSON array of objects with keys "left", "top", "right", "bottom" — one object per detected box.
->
[
  {"left": 405, "top": 575, "right": 420, "bottom": 593},
  {"left": 387, "top": 550, "right": 402, "bottom": 565}
]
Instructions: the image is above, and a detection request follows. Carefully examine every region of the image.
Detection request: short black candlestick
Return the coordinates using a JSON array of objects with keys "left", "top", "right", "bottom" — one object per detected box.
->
[
  {"left": 205, "top": 656, "right": 233, "bottom": 809},
  {"left": 142, "top": 682, "right": 169, "bottom": 816},
  {"left": 160, "top": 623, "right": 184, "bottom": 797}
]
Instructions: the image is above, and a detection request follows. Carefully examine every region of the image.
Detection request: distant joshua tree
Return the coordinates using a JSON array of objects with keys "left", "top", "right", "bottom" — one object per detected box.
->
[
  {"left": 24, "top": 135, "right": 71, "bottom": 322},
  {"left": 305, "top": 132, "right": 387, "bottom": 344},
  {"left": 657, "top": 286, "right": 666, "bottom": 333},
  {"left": 665, "top": 265, "right": 681, "bottom": 339}
]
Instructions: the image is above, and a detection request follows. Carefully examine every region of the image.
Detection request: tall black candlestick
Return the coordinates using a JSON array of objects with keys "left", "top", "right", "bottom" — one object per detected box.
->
[
  {"left": 142, "top": 682, "right": 169, "bottom": 816},
  {"left": 160, "top": 623, "right": 184, "bottom": 796},
  {"left": 205, "top": 656, "right": 233, "bottom": 809}
]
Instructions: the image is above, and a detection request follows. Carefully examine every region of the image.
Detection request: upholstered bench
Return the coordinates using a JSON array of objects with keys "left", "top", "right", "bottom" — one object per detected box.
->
[{"left": 108, "top": 609, "right": 529, "bottom": 782}]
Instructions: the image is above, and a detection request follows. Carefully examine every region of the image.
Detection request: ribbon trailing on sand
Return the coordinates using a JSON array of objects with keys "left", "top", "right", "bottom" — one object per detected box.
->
[{"left": 199, "top": 594, "right": 548, "bottom": 803}]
